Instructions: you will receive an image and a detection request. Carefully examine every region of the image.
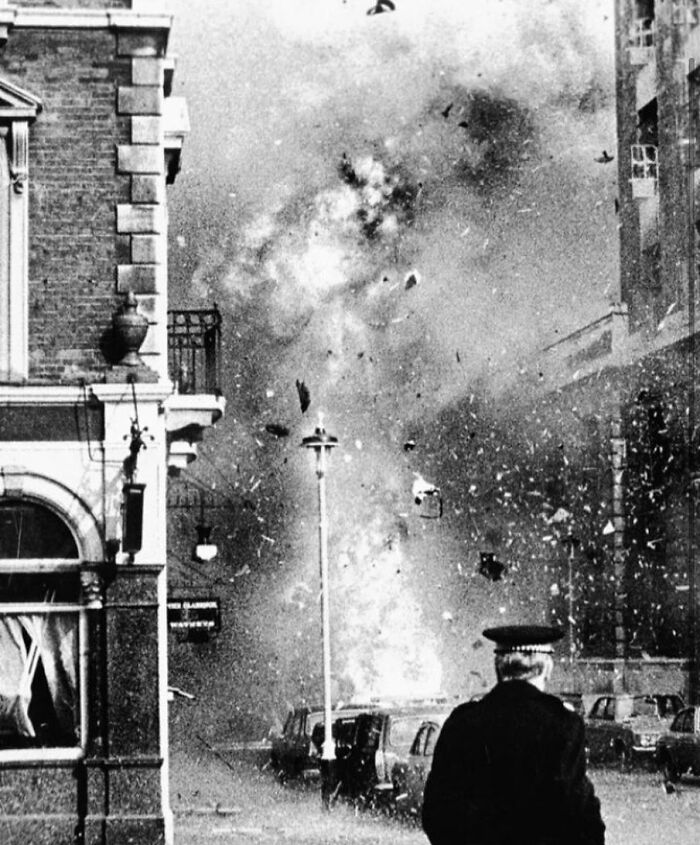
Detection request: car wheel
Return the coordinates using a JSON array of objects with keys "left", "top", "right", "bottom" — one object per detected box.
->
[{"left": 660, "top": 754, "right": 680, "bottom": 785}]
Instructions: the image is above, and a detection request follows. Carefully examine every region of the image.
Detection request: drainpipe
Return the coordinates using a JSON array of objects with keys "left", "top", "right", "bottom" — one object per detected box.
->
[{"left": 611, "top": 416, "right": 627, "bottom": 692}]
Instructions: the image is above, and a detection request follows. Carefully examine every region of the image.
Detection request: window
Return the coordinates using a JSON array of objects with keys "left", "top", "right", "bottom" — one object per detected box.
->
[
  {"left": 672, "top": 0, "right": 699, "bottom": 26},
  {"left": 0, "top": 79, "right": 42, "bottom": 382},
  {"left": 424, "top": 724, "right": 440, "bottom": 757},
  {"left": 0, "top": 500, "right": 86, "bottom": 761}
]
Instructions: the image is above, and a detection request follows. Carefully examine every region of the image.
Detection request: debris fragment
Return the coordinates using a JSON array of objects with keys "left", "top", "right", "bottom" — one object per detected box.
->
[
  {"left": 367, "top": 0, "right": 395, "bottom": 14},
  {"left": 295, "top": 380, "right": 311, "bottom": 413},
  {"left": 412, "top": 473, "right": 443, "bottom": 518},
  {"left": 479, "top": 552, "right": 506, "bottom": 582},
  {"left": 265, "top": 423, "right": 290, "bottom": 438},
  {"left": 404, "top": 270, "right": 420, "bottom": 290}
]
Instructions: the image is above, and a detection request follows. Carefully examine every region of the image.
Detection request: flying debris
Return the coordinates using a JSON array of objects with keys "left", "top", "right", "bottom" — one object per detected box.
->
[
  {"left": 441, "top": 102, "right": 454, "bottom": 120},
  {"left": 265, "top": 423, "right": 290, "bottom": 438},
  {"left": 594, "top": 150, "right": 614, "bottom": 164},
  {"left": 404, "top": 270, "right": 420, "bottom": 290},
  {"left": 457, "top": 120, "right": 469, "bottom": 129},
  {"left": 412, "top": 473, "right": 443, "bottom": 519},
  {"left": 479, "top": 552, "right": 506, "bottom": 582},
  {"left": 367, "top": 0, "right": 395, "bottom": 14},
  {"left": 295, "top": 380, "right": 311, "bottom": 413}
]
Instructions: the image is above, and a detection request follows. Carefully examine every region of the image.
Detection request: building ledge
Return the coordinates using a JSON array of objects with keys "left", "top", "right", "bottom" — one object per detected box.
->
[
  {"left": 536, "top": 304, "right": 629, "bottom": 391},
  {"left": 165, "top": 393, "right": 224, "bottom": 435},
  {"left": 0, "top": 8, "right": 172, "bottom": 31},
  {"left": 167, "top": 440, "right": 198, "bottom": 475},
  {"left": 536, "top": 302, "right": 700, "bottom": 392},
  {"left": 164, "top": 394, "right": 225, "bottom": 474}
]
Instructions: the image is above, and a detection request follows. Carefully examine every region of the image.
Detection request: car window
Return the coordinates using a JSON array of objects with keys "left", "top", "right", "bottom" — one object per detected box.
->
[
  {"left": 282, "top": 711, "right": 294, "bottom": 737},
  {"left": 656, "top": 695, "right": 683, "bottom": 718},
  {"left": 589, "top": 698, "right": 606, "bottom": 719},
  {"left": 615, "top": 697, "right": 634, "bottom": 720},
  {"left": 291, "top": 711, "right": 304, "bottom": 738},
  {"left": 630, "top": 697, "right": 657, "bottom": 718},
  {"left": 604, "top": 698, "right": 618, "bottom": 720},
  {"left": 424, "top": 725, "right": 440, "bottom": 756},
  {"left": 411, "top": 724, "right": 429, "bottom": 756},
  {"left": 388, "top": 716, "right": 424, "bottom": 748},
  {"left": 680, "top": 709, "right": 693, "bottom": 733}
]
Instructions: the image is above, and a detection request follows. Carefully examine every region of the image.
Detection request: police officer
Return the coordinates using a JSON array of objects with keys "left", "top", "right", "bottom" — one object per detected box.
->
[{"left": 422, "top": 624, "right": 605, "bottom": 845}]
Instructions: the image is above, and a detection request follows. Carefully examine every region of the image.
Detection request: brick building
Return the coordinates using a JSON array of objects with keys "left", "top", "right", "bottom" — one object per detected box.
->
[
  {"left": 406, "top": 0, "right": 700, "bottom": 705},
  {"left": 500, "top": 0, "right": 700, "bottom": 699},
  {"left": 0, "top": 2, "right": 223, "bottom": 843}
]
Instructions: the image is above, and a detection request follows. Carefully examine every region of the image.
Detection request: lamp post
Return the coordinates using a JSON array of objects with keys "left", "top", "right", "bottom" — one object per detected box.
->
[{"left": 302, "top": 419, "right": 338, "bottom": 809}]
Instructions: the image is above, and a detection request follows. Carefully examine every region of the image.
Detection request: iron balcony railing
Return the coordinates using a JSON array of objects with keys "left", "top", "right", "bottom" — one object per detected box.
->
[{"left": 167, "top": 307, "right": 222, "bottom": 395}]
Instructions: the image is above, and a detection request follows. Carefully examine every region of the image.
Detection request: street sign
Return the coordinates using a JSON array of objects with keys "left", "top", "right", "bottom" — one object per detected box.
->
[{"left": 167, "top": 597, "right": 221, "bottom": 635}]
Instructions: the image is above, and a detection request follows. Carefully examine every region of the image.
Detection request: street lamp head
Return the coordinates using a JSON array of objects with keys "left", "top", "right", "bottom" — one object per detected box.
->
[
  {"left": 192, "top": 522, "right": 217, "bottom": 562},
  {"left": 301, "top": 419, "right": 338, "bottom": 453}
]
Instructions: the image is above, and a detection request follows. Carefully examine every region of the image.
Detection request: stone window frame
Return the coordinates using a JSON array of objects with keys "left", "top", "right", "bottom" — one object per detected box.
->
[{"left": 0, "top": 79, "right": 42, "bottom": 383}]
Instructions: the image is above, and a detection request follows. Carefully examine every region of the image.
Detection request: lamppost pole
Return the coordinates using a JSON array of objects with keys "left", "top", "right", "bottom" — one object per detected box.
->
[{"left": 302, "top": 419, "right": 338, "bottom": 807}]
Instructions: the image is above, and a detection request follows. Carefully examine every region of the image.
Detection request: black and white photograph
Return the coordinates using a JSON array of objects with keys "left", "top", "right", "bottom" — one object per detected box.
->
[{"left": 1, "top": 1, "right": 700, "bottom": 843}]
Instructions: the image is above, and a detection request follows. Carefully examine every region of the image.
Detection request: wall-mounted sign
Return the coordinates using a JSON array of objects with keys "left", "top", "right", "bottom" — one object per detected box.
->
[{"left": 167, "top": 597, "right": 221, "bottom": 634}]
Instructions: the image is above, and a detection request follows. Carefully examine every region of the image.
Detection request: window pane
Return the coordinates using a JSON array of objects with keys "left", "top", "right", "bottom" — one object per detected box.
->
[
  {"left": 0, "top": 572, "right": 80, "bottom": 602},
  {"left": 0, "top": 501, "right": 79, "bottom": 559},
  {"left": 0, "top": 611, "right": 80, "bottom": 749}
]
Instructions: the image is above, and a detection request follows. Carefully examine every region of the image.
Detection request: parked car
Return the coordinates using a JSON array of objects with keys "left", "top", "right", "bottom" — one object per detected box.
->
[
  {"left": 585, "top": 693, "right": 684, "bottom": 769},
  {"left": 655, "top": 705, "right": 700, "bottom": 784},
  {"left": 392, "top": 713, "right": 449, "bottom": 815},
  {"left": 270, "top": 704, "right": 367, "bottom": 782},
  {"left": 341, "top": 701, "right": 451, "bottom": 806}
]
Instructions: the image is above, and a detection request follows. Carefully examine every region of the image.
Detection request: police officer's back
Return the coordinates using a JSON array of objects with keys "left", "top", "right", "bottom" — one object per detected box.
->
[{"left": 422, "top": 625, "right": 605, "bottom": 845}]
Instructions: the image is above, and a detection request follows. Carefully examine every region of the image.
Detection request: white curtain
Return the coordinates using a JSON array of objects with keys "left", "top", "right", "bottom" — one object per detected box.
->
[{"left": 0, "top": 614, "right": 78, "bottom": 743}]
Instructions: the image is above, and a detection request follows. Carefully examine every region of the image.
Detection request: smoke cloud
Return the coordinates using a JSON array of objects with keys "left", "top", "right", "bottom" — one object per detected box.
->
[{"left": 166, "top": 0, "right": 618, "bottom": 733}]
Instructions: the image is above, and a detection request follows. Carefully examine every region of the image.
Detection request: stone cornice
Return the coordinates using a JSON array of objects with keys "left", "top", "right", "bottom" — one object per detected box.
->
[
  {"left": 0, "top": 381, "right": 171, "bottom": 404},
  {"left": 0, "top": 7, "right": 172, "bottom": 33}
]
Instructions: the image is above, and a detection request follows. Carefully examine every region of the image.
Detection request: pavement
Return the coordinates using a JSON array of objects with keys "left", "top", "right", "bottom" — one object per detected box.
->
[{"left": 169, "top": 736, "right": 423, "bottom": 844}]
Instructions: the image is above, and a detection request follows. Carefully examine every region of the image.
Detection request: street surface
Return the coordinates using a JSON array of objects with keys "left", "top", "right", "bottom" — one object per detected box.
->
[{"left": 171, "top": 745, "right": 700, "bottom": 845}]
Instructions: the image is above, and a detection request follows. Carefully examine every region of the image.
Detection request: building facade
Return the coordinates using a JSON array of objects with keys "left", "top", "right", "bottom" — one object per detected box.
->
[
  {"left": 511, "top": 0, "right": 700, "bottom": 699},
  {"left": 0, "top": 2, "right": 223, "bottom": 843}
]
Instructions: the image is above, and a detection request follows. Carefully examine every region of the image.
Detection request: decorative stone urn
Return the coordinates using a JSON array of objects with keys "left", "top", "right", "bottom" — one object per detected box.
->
[{"left": 112, "top": 290, "right": 148, "bottom": 367}]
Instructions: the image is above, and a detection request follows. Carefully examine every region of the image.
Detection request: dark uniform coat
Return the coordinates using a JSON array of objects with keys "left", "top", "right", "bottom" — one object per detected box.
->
[{"left": 422, "top": 679, "right": 605, "bottom": 845}]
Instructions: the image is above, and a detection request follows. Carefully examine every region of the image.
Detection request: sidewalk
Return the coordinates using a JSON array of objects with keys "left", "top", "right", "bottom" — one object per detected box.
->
[{"left": 169, "top": 738, "right": 424, "bottom": 845}]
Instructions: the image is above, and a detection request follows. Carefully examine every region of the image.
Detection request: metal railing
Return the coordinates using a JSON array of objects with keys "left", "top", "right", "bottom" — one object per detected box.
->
[{"left": 167, "top": 307, "right": 222, "bottom": 395}]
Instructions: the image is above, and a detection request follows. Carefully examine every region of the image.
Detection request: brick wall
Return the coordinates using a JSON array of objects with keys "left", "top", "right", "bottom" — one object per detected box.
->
[
  {"left": 2, "top": 28, "right": 129, "bottom": 380},
  {"left": 0, "top": 24, "right": 168, "bottom": 383}
]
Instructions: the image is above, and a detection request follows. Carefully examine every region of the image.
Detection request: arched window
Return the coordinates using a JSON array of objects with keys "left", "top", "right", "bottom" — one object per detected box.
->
[{"left": 0, "top": 499, "right": 85, "bottom": 760}]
